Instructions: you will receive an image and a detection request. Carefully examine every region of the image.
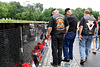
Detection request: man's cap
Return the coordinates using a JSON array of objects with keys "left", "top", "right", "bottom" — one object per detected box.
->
[
  {"left": 64, "top": 8, "right": 70, "bottom": 15},
  {"left": 51, "top": 8, "right": 57, "bottom": 16}
]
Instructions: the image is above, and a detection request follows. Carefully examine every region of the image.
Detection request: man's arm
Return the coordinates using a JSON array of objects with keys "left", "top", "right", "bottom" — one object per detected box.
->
[
  {"left": 96, "top": 22, "right": 99, "bottom": 33},
  {"left": 79, "top": 26, "right": 83, "bottom": 40},
  {"left": 48, "top": 27, "right": 52, "bottom": 35},
  {"left": 94, "top": 21, "right": 97, "bottom": 36},
  {"left": 94, "top": 28, "right": 96, "bottom": 36},
  {"left": 66, "top": 26, "right": 69, "bottom": 32},
  {"left": 63, "top": 26, "right": 69, "bottom": 37},
  {"left": 79, "top": 17, "right": 84, "bottom": 40},
  {"left": 48, "top": 17, "right": 53, "bottom": 35},
  {"left": 65, "top": 17, "right": 69, "bottom": 33},
  {"left": 97, "top": 24, "right": 99, "bottom": 32},
  {"left": 93, "top": 21, "right": 97, "bottom": 37}
]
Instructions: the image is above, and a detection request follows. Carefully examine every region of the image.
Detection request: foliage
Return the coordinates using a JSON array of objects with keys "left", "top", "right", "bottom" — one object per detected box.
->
[
  {"left": 0, "top": 2, "right": 8, "bottom": 18},
  {"left": 71, "top": 8, "right": 100, "bottom": 21},
  {"left": 0, "top": 1, "right": 100, "bottom": 22},
  {"left": 58, "top": 8, "right": 64, "bottom": 14},
  {"left": 42, "top": 7, "right": 53, "bottom": 21}
]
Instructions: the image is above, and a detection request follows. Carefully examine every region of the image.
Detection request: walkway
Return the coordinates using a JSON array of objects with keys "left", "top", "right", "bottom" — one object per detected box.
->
[{"left": 41, "top": 37, "right": 100, "bottom": 67}]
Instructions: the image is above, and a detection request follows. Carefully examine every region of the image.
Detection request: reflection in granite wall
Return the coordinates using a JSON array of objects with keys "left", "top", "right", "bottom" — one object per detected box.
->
[
  {"left": 0, "top": 23, "right": 48, "bottom": 67},
  {"left": 0, "top": 28, "right": 21, "bottom": 67}
]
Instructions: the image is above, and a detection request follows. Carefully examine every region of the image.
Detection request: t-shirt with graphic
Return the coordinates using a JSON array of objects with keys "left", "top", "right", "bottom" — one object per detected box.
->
[{"left": 48, "top": 13, "right": 69, "bottom": 35}]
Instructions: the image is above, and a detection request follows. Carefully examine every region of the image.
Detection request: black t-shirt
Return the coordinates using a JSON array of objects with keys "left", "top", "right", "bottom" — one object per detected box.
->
[
  {"left": 48, "top": 13, "right": 69, "bottom": 35},
  {"left": 67, "top": 14, "right": 78, "bottom": 33}
]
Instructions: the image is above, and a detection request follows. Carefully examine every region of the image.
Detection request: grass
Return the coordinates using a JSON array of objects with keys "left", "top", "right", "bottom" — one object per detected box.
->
[{"left": 0, "top": 19, "right": 48, "bottom": 23}]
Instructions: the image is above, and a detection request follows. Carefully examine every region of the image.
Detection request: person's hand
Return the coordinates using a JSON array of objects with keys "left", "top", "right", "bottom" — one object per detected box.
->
[
  {"left": 47, "top": 34, "right": 51, "bottom": 39},
  {"left": 64, "top": 34, "right": 65, "bottom": 37},
  {"left": 79, "top": 35, "right": 83, "bottom": 40},
  {"left": 93, "top": 35, "right": 95, "bottom": 39},
  {"left": 47, "top": 34, "right": 50, "bottom": 36}
]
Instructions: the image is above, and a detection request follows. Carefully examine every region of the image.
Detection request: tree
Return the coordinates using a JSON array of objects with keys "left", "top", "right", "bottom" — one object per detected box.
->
[
  {"left": 9, "top": 1, "right": 23, "bottom": 13},
  {"left": 7, "top": 4, "right": 17, "bottom": 19},
  {"left": 33, "top": 11, "right": 39, "bottom": 21},
  {"left": 87, "top": 8, "right": 99, "bottom": 20},
  {"left": 15, "top": 13, "right": 21, "bottom": 19},
  {"left": 71, "top": 8, "right": 84, "bottom": 21},
  {"left": 28, "top": 10, "right": 34, "bottom": 20},
  {"left": 21, "top": 12, "right": 27, "bottom": 20},
  {"left": 42, "top": 7, "right": 53, "bottom": 21},
  {"left": 25, "top": 4, "right": 36, "bottom": 12},
  {"left": 58, "top": 8, "right": 64, "bottom": 15},
  {"left": 0, "top": 1, "right": 100, "bottom": 21},
  {"left": 0, "top": 2, "right": 8, "bottom": 18},
  {"left": 34, "top": 3, "right": 43, "bottom": 13},
  {"left": 0, "top": 7, "right": 8, "bottom": 18},
  {"left": 71, "top": 8, "right": 100, "bottom": 21},
  {"left": 38, "top": 13, "right": 43, "bottom": 21}
]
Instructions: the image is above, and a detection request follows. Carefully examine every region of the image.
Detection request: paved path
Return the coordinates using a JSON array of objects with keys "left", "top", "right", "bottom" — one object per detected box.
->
[{"left": 41, "top": 37, "right": 100, "bottom": 67}]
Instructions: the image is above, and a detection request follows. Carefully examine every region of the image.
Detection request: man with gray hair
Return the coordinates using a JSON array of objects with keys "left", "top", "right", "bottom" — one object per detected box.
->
[
  {"left": 79, "top": 10, "right": 96, "bottom": 65},
  {"left": 48, "top": 8, "right": 69, "bottom": 66}
]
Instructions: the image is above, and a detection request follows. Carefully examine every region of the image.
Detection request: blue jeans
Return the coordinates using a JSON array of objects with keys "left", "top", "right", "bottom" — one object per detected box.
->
[
  {"left": 79, "top": 35, "right": 93, "bottom": 60},
  {"left": 95, "top": 33, "right": 98, "bottom": 49},
  {"left": 98, "top": 36, "right": 100, "bottom": 49},
  {"left": 63, "top": 32, "right": 76, "bottom": 59}
]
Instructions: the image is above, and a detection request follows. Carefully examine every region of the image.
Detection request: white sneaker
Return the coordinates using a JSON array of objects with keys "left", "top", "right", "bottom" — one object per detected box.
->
[{"left": 24, "top": 40, "right": 28, "bottom": 43}]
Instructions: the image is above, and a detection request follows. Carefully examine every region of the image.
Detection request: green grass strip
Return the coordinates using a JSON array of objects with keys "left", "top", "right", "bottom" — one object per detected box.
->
[{"left": 0, "top": 19, "right": 48, "bottom": 23}]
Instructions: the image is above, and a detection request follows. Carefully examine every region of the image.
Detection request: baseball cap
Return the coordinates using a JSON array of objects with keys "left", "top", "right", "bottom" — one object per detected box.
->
[
  {"left": 64, "top": 8, "right": 70, "bottom": 15},
  {"left": 51, "top": 8, "right": 57, "bottom": 16}
]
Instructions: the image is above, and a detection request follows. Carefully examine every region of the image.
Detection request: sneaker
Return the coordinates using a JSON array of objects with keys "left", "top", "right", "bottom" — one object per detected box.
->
[
  {"left": 92, "top": 52, "right": 96, "bottom": 54},
  {"left": 85, "top": 58, "right": 87, "bottom": 61},
  {"left": 58, "top": 63, "right": 61, "bottom": 66},
  {"left": 51, "top": 62, "right": 58, "bottom": 66},
  {"left": 62, "top": 59, "right": 70, "bottom": 62},
  {"left": 24, "top": 40, "right": 28, "bottom": 43},
  {"left": 80, "top": 60, "right": 85, "bottom": 65}
]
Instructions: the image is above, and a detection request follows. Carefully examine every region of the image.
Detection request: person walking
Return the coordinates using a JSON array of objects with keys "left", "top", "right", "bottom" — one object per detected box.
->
[
  {"left": 63, "top": 8, "right": 78, "bottom": 62},
  {"left": 97, "top": 16, "right": 100, "bottom": 50},
  {"left": 79, "top": 10, "right": 97, "bottom": 65},
  {"left": 48, "top": 8, "right": 69, "bottom": 66},
  {"left": 91, "top": 15, "right": 99, "bottom": 54}
]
